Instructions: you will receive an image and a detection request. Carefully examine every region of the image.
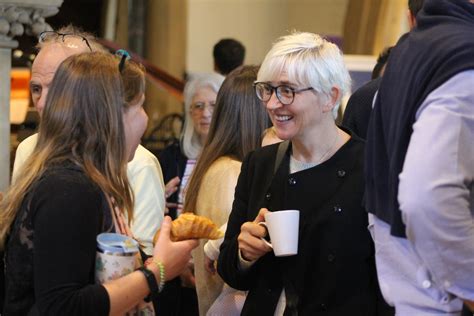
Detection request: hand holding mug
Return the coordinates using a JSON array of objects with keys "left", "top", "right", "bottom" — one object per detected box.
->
[
  {"left": 238, "top": 208, "right": 272, "bottom": 261},
  {"left": 257, "top": 210, "right": 300, "bottom": 257}
]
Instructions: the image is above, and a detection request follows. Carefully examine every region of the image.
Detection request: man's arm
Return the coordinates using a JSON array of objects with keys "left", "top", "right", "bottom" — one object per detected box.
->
[
  {"left": 399, "top": 70, "right": 474, "bottom": 302},
  {"left": 128, "top": 147, "right": 165, "bottom": 255}
]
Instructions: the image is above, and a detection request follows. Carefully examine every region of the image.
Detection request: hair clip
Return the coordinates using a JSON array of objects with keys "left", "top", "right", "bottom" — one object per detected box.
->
[{"left": 115, "top": 49, "right": 131, "bottom": 73}]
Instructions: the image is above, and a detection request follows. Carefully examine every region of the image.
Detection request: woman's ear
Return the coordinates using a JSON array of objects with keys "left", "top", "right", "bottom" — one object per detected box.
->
[{"left": 322, "top": 87, "right": 340, "bottom": 113}]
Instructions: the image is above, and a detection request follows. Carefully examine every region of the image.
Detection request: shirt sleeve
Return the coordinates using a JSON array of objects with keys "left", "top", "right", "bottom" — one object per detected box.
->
[
  {"left": 12, "top": 134, "right": 37, "bottom": 184},
  {"left": 399, "top": 70, "right": 474, "bottom": 301},
  {"left": 217, "top": 153, "right": 260, "bottom": 291},
  {"left": 128, "top": 154, "right": 166, "bottom": 255},
  {"left": 32, "top": 172, "right": 110, "bottom": 315}
]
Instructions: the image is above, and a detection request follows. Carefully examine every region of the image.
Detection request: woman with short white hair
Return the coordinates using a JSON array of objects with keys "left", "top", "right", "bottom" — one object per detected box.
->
[{"left": 218, "top": 32, "right": 390, "bottom": 315}]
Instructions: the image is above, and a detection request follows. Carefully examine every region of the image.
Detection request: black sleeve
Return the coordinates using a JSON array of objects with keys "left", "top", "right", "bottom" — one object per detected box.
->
[
  {"left": 217, "top": 152, "right": 259, "bottom": 291},
  {"left": 32, "top": 173, "right": 110, "bottom": 316}
]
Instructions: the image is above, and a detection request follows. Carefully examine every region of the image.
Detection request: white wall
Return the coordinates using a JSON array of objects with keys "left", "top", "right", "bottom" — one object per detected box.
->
[{"left": 186, "top": 0, "right": 348, "bottom": 74}]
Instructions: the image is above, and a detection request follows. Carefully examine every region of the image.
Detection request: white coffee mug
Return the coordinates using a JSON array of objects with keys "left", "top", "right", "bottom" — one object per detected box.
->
[{"left": 258, "top": 210, "right": 300, "bottom": 257}]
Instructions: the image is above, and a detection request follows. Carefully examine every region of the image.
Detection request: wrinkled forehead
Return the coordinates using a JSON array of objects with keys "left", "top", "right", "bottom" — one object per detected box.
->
[{"left": 32, "top": 42, "right": 88, "bottom": 78}]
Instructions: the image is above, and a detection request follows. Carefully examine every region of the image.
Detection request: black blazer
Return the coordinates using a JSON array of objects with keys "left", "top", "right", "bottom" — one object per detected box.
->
[{"left": 218, "top": 135, "right": 392, "bottom": 316}]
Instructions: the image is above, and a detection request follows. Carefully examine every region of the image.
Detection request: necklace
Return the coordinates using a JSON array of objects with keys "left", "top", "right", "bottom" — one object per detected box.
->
[{"left": 316, "top": 128, "right": 339, "bottom": 164}]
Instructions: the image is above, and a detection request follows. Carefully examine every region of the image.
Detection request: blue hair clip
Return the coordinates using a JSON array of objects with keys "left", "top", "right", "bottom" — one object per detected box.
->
[{"left": 115, "top": 49, "right": 131, "bottom": 73}]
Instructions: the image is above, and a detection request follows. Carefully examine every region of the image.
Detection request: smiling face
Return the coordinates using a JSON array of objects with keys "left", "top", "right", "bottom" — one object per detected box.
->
[
  {"left": 123, "top": 93, "right": 148, "bottom": 161},
  {"left": 264, "top": 72, "right": 335, "bottom": 143},
  {"left": 190, "top": 86, "right": 217, "bottom": 143}
]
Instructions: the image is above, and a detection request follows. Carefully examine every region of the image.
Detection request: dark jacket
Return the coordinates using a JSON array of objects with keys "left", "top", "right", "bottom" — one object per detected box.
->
[
  {"left": 365, "top": 0, "right": 474, "bottom": 237},
  {"left": 342, "top": 77, "right": 381, "bottom": 139},
  {"left": 218, "top": 135, "right": 391, "bottom": 315},
  {"left": 158, "top": 140, "right": 188, "bottom": 219}
]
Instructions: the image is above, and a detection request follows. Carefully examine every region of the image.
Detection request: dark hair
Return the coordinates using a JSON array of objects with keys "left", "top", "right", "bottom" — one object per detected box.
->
[
  {"left": 371, "top": 46, "right": 393, "bottom": 79},
  {"left": 183, "top": 65, "right": 269, "bottom": 213},
  {"left": 213, "top": 39, "right": 245, "bottom": 75},
  {"left": 408, "top": 0, "right": 424, "bottom": 17}
]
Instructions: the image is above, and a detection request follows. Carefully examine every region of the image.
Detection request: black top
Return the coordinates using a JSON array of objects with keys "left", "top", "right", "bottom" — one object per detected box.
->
[
  {"left": 3, "top": 164, "right": 112, "bottom": 316},
  {"left": 158, "top": 141, "right": 188, "bottom": 219},
  {"left": 342, "top": 77, "right": 381, "bottom": 139},
  {"left": 365, "top": 0, "right": 474, "bottom": 237},
  {"left": 218, "top": 134, "right": 392, "bottom": 315}
]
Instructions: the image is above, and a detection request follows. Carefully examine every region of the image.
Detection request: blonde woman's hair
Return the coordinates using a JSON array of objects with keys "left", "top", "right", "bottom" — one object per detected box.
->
[
  {"left": 0, "top": 52, "right": 144, "bottom": 249},
  {"left": 258, "top": 32, "right": 351, "bottom": 118},
  {"left": 181, "top": 73, "right": 224, "bottom": 159}
]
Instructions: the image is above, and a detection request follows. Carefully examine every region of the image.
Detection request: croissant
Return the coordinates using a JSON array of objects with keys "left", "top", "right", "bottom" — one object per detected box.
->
[{"left": 154, "top": 213, "right": 224, "bottom": 243}]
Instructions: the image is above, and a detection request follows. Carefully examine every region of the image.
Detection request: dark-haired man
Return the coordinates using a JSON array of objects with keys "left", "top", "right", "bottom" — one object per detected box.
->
[{"left": 213, "top": 38, "right": 245, "bottom": 75}]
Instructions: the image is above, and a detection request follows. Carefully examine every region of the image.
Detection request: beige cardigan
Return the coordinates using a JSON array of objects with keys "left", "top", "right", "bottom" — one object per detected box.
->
[{"left": 192, "top": 156, "right": 242, "bottom": 316}]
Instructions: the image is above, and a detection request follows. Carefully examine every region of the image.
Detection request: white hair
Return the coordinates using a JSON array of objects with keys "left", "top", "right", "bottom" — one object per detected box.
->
[
  {"left": 257, "top": 32, "right": 351, "bottom": 118},
  {"left": 181, "top": 73, "right": 224, "bottom": 159}
]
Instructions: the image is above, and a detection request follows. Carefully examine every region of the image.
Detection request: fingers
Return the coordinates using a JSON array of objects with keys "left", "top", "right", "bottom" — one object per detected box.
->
[
  {"left": 165, "top": 177, "right": 180, "bottom": 198},
  {"left": 157, "top": 216, "right": 172, "bottom": 242},
  {"left": 238, "top": 221, "right": 272, "bottom": 261},
  {"left": 254, "top": 208, "right": 269, "bottom": 223}
]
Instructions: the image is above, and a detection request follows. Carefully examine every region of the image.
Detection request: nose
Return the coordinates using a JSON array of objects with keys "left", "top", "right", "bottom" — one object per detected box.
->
[
  {"left": 202, "top": 105, "right": 213, "bottom": 117},
  {"left": 265, "top": 90, "right": 282, "bottom": 110},
  {"left": 35, "top": 93, "right": 47, "bottom": 116}
]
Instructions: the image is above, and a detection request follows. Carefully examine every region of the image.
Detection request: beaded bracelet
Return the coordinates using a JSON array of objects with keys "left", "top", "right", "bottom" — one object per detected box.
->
[{"left": 145, "top": 258, "right": 166, "bottom": 292}]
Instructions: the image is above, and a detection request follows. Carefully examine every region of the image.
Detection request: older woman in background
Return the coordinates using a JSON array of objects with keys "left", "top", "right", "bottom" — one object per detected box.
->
[
  {"left": 159, "top": 73, "right": 224, "bottom": 218},
  {"left": 183, "top": 66, "right": 269, "bottom": 315},
  {"left": 218, "top": 32, "right": 390, "bottom": 315},
  {"left": 158, "top": 73, "right": 224, "bottom": 315}
]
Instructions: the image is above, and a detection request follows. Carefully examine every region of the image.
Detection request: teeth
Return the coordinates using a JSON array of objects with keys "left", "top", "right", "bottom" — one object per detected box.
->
[{"left": 275, "top": 115, "right": 292, "bottom": 122}]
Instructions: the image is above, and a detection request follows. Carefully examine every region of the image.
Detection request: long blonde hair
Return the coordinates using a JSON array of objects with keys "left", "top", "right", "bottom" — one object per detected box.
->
[{"left": 0, "top": 52, "right": 143, "bottom": 249}]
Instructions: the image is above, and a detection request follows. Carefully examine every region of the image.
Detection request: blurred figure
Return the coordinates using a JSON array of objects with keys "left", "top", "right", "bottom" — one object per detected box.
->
[
  {"left": 218, "top": 32, "right": 390, "bottom": 315},
  {"left": 261, "top": 126, "right": 283, "bottom": 147},
  {"left": 365, "top": 0, "right": 474, "bottom": 314},
  {"left": 158, "top": 73, "right": 224, "bottom": 316},
  {"left": 371, "top": 46, "right": 393, "bottom": 80},
  {"left": 213, "top": 39, "right": 246, "bottom": 76},
  {"left": 183, "top": 65, "right": 269, "bottom": 315}
]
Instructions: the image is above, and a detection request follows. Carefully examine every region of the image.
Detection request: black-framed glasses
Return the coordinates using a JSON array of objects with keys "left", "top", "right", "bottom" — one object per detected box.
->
[
  {"left": 39, "top": 31, "right": 93, "bottom": 52},
  {"left": 115, "top": 49, "right": 131, "bottom": 73},
  {"left": 254, "top": 82, "right": 314, "bottom": 105}
]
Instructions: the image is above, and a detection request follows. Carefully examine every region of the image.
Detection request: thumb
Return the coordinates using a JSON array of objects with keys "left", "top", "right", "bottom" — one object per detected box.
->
[
  {"left": 158, "top": 216, "right": 172, "bottom": 243},
  {"left": 254, "top": 208, "right": 269, "bottom": 223}
]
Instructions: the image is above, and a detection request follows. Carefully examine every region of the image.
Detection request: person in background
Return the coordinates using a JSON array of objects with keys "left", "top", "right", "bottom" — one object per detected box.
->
[
  {"left": 1, "top": 51, "right": 197, "bottom": 316},
  {"left": 371, "top": 46, "right": 393, "bottom": 80},
  {"left": 218, "top": 32, "right": 391, "bottom": 315},
  {"left": 12, "top": 25, "right": 165, "bottom": 255},
  {"left": 365, "top": 0, "right": 474, "bottom": 314},
  {"left": 183, "top": 65, "right": 269, "bottom": 315},
  {"left": 158, "top": 72, "right": 224, "bottom": 316},
  {"left": 342, "top": 0, "right": 424, "bottom": 139},
  {"left": 213, "top": 39, "right": 246, "bottom": 76}
]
